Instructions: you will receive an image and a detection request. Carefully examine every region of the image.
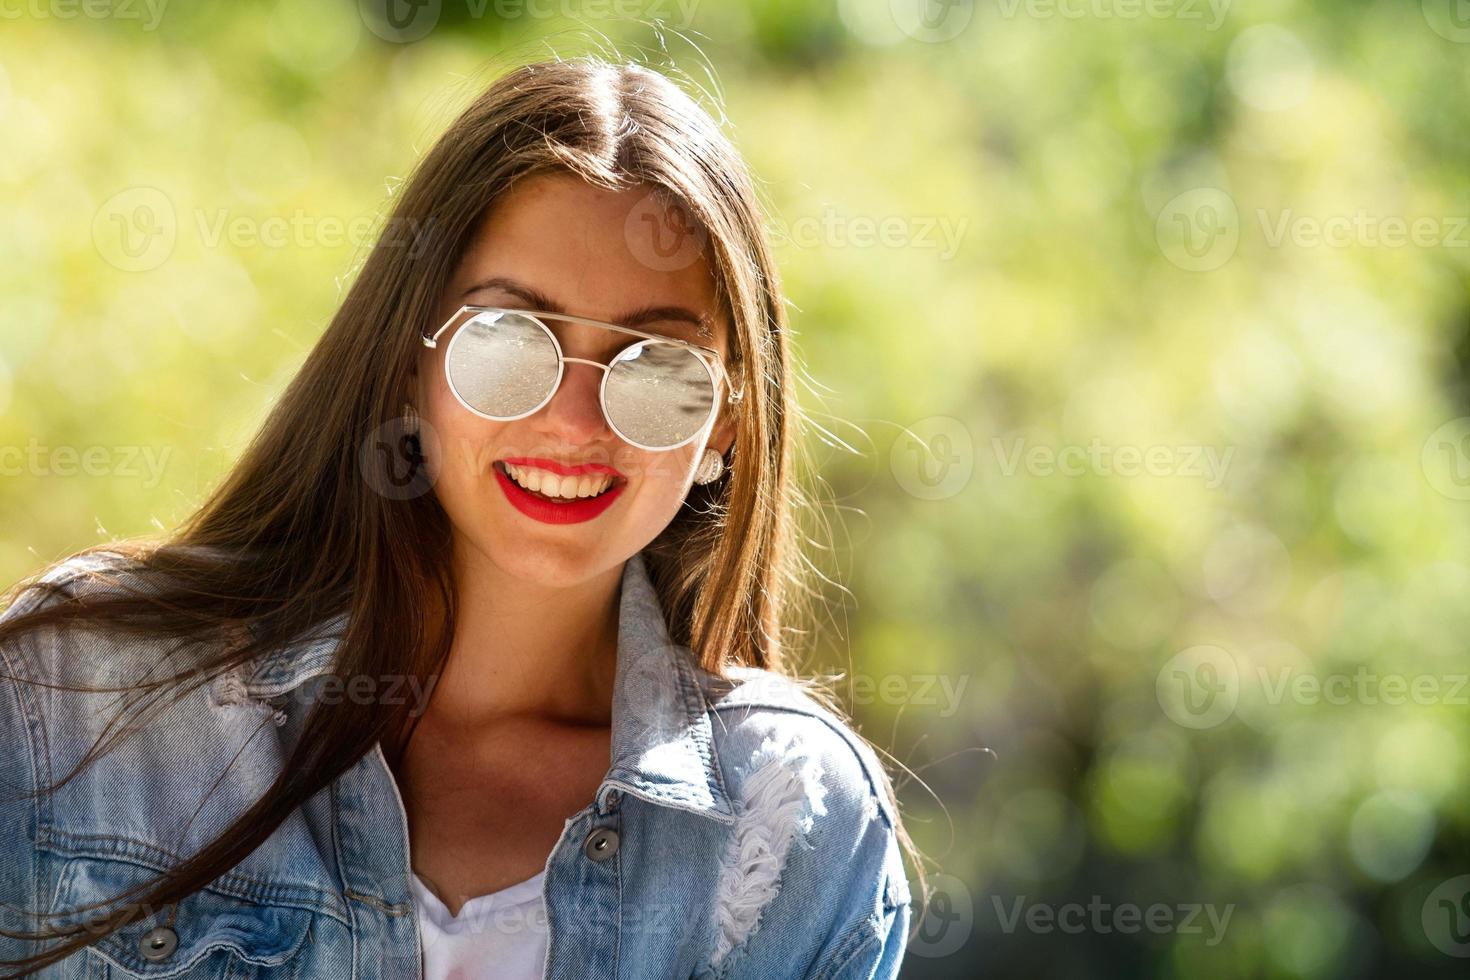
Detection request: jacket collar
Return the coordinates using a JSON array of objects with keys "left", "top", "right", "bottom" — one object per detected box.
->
[
  {"left": 602, "top": 550, "right": 735, "bottom": 822},
  {"left": 243, "top": 551, "right": 735, "bottom": 824}
]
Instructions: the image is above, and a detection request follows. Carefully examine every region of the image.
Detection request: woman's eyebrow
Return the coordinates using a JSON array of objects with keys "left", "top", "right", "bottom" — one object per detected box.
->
[{"left": 461, "top": 276, "right": 713, "bottom": 339}]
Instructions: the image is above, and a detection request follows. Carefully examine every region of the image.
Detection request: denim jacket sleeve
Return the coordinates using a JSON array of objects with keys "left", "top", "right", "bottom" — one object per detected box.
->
[
  {"left": 823, "top": 834, "right": 911, "bottom": 980},
  {"left": 0, "top": 565, "right": 68, "bottom": 972},
  {"left": 815, "top": 822, "right": 912, "bottom": 980},
  {"left": 703, "top": 687, "right": 913, "bottom": 980},
  {"left": 0, "top": 632, "right": 38, "bottom": 974}
]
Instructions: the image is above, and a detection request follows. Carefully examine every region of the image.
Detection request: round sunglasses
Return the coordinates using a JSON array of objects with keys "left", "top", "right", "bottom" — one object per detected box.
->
[{"left": 421, "top": 305, "right": 743, "bottom": 452}]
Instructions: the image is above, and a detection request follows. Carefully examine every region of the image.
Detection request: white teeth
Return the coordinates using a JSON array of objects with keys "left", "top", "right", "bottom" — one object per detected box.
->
[{"left": 503, "top": 463, "right": 614, "bottom": 499}]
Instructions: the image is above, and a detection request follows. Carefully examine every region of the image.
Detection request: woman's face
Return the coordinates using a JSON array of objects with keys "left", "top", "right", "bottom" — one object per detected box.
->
[{"left": 415, "top": 172, "right": 735, "bottom": 585}]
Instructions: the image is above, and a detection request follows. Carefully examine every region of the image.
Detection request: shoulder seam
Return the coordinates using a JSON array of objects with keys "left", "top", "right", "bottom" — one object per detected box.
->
[
  {"left": 6, "top": 551, "right": 133, "bottom": 616},
  {"left": 707, "top": 701, "right": 899, "bottom": 831}
]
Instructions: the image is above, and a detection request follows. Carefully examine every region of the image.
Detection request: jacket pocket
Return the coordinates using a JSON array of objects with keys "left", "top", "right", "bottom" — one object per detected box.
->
[{"left": 46, "top": 855, "right": 314, "bottom": 980}]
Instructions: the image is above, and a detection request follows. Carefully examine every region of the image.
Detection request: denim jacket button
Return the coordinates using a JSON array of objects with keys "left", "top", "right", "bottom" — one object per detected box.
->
[
  {"left": 139, "top": 926, "right": 178, "bottom": 961},
  {"left": 583, "top": 827, "right": 620, "bottom": 862}
]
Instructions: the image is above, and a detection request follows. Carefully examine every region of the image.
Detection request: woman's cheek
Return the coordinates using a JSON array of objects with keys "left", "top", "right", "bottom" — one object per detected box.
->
[
  {"left": 633, "top": 447, "right": 699, "bottom": 513},
  {"left": 422, "top": 415, "right": 492, "bottom": 495}
]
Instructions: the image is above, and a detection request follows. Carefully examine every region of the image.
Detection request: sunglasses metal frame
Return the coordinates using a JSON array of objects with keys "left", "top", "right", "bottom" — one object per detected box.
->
[{"left": 421, "top": 305, "right": 743, "bottom": 452}]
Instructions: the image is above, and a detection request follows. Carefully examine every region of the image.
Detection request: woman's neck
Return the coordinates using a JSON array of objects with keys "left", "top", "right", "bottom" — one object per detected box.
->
[{"left": 421, "top": 541, "right": 623, "bottom": 730}]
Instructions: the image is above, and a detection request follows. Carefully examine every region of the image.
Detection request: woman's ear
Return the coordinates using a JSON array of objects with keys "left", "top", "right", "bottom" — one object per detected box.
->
[{"left": 709, "top": 415, "right": 736, "bottom": 457}]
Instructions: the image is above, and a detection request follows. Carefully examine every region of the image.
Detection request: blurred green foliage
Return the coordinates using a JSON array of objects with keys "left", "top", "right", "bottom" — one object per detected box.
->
[{"left": 1, "top": 1, "right": 1467, "bottom": 977}]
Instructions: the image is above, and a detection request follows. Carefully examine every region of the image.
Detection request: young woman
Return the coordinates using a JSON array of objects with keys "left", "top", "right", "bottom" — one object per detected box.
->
[{"left": 0, "top": 57, "right": 921, "bottom": 978}]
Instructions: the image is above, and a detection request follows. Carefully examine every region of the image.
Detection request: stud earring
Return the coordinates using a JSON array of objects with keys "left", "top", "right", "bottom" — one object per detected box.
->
[{"left": 693, "top": 446, "right": 728, "bottom": 485}]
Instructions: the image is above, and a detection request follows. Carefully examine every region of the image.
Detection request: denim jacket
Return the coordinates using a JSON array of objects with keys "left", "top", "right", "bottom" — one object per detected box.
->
[{"left": 0, "top": 549, "right": 911, "bottom": 979}]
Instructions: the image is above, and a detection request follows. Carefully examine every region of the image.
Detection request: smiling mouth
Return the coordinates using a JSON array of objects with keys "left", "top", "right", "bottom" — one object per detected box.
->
[{"left": 493, "top": 460, "right": 626, "bottom": 503}]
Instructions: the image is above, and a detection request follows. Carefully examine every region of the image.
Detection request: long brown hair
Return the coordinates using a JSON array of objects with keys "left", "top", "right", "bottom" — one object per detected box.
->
[{"left": 0, "top": 54, "right": 927, "bottom": 975}]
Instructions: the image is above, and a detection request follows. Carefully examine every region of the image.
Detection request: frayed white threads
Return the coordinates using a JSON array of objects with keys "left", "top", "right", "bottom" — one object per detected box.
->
[
  {"left": 209, "top": 665, "right": 252, "bottom": 708},
  {"left": 209, "top": 665, "right": 287, "bottom": 726},
  {"left": 709, "top": 735, "right": 829, "bottom": 968}
]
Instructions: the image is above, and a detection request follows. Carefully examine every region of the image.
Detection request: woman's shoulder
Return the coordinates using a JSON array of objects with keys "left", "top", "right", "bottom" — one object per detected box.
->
[
  {"left": 2, "top": 547, "right": 135, "bottom": 615},
  {"left": 1, "top": 547, "right": 247, "bottom": 687},
  {"left": 686, "top": 663, "right": 914, "bottom": 977},
  {"left": 1, "top": 548, "right": 149, "bottom": 689},
  {"left": 696, "top": 663, "right": 902, "bottom": 831},
  {"left": 0, "top": 548, "right": 295, "bottom": 853},
  {"left": 1, "top": 544, "right": 243, "bottom": 627}
]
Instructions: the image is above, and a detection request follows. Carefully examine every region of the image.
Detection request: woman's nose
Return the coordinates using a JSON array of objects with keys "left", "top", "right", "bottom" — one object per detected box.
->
[{"left": 539, "top": 358, "right": 610, "bottom": 440}]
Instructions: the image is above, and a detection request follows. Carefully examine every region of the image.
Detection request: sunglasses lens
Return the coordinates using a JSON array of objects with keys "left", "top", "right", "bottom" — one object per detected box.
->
[
  {"left": 445, "top": 311, "right": 558, "bottom": 418},
  {"left": 604, "top": 341, "right": 716, "bottom": 449}
]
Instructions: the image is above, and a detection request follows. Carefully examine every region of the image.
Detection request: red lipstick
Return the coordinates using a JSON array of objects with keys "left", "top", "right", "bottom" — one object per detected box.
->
[{"left": 493, "top": 460, "right": 625, "bottom": 525}]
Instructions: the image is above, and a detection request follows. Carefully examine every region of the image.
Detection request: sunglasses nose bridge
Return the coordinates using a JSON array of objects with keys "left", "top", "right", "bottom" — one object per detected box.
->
[
  {"left": 540, "top": 355, "right": 615, "bottom": 440},
  {"left": 559, "top": 356, "right": 610, "bottom": 374},
  {"left": 555, "top": 357, "right": 611, "bottom": 416}
]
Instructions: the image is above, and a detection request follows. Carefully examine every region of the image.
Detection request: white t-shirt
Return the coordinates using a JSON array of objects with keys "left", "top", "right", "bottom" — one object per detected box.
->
[{"left": 410, "top": 868, "right": 550, "bottom": 980}]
